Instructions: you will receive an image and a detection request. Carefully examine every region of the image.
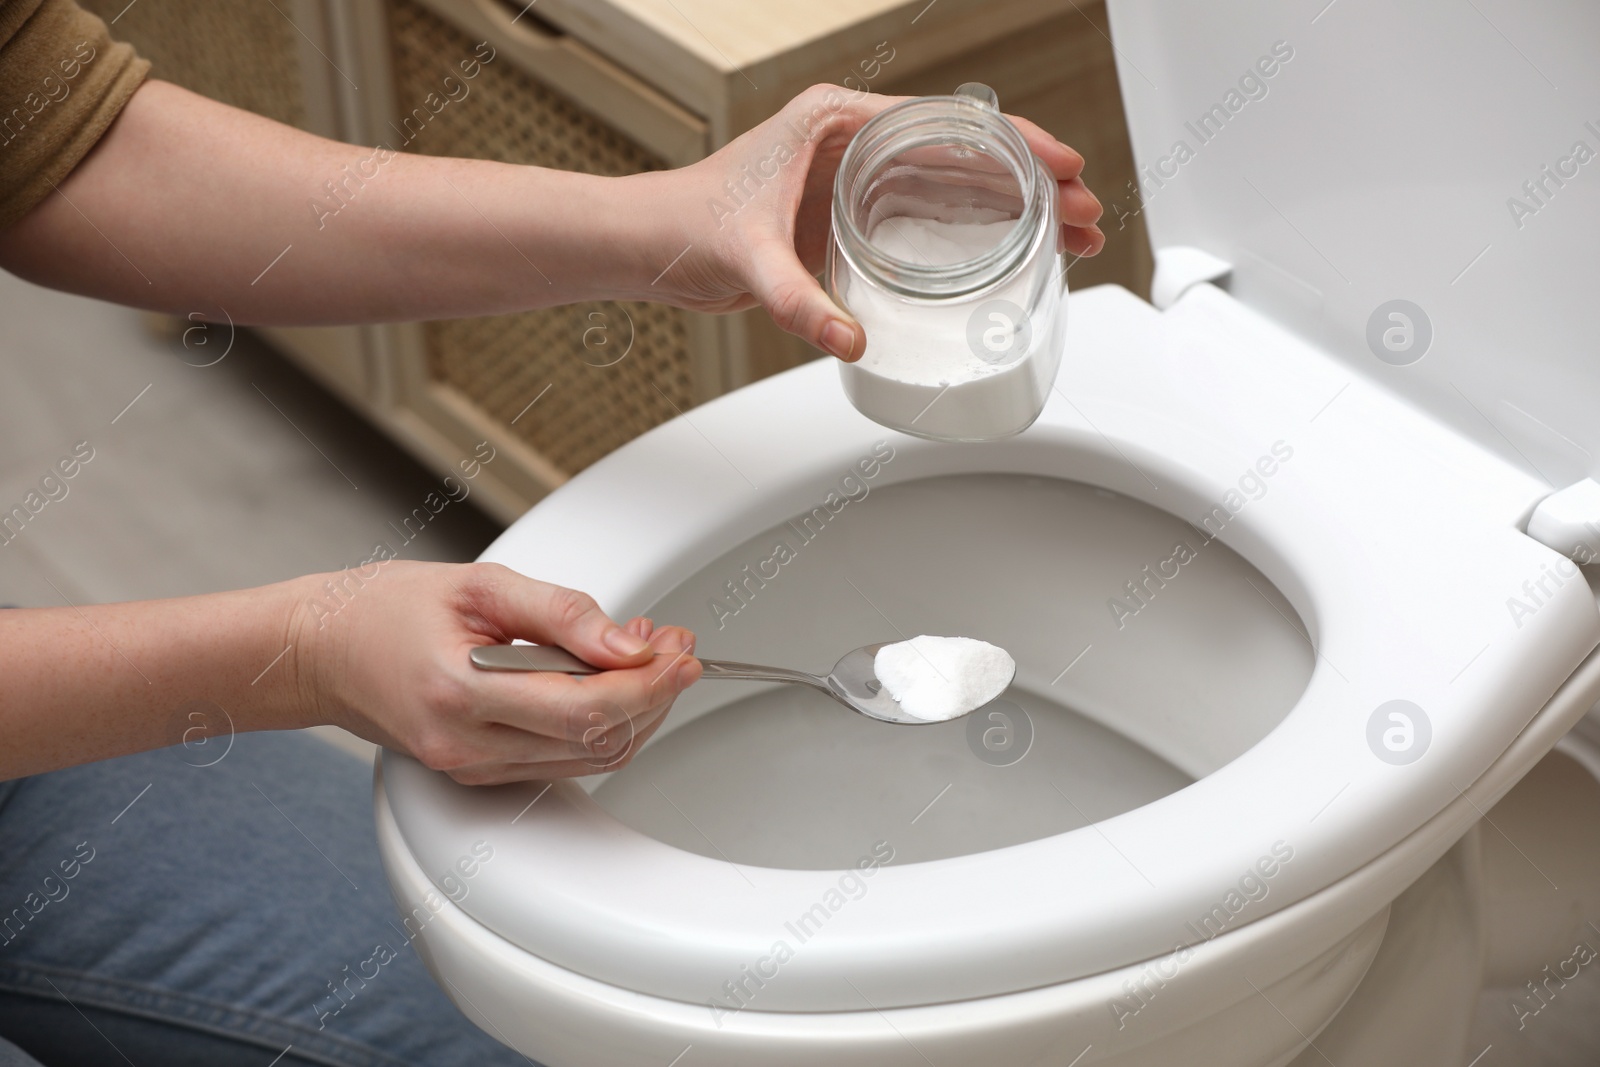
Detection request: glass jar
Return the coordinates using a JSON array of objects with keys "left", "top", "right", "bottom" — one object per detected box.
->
[{"left": 827, "top": 83, "right": 1067, "bottom": 442}]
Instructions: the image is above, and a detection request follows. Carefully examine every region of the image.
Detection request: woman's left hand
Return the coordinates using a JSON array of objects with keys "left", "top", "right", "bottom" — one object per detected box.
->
[{"left": 651, "top": 84, "right": 1105, "bottom": 362}]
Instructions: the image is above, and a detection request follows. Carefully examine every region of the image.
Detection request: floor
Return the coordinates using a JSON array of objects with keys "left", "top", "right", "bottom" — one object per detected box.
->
[{"left": 0, "top": 269, "right": 504, "bottom": 760}]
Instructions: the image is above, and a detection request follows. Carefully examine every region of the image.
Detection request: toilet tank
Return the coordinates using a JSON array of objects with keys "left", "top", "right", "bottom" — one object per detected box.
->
[{"left": 1104, "top": 0, "right": 1600, "bottom": 488}]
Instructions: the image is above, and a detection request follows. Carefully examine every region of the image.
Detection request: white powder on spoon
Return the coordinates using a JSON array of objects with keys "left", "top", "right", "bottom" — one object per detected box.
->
[{"left": 873, "top": 635, "right": 1015, "bottom": 721}]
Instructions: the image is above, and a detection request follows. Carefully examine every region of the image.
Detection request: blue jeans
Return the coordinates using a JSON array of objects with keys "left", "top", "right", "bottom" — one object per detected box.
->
[{"left": 0, "top": 732, "right": 535, "bottom": 1067}]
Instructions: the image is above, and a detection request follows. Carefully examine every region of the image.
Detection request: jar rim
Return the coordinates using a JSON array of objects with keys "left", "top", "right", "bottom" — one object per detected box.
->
[{"left": 831, "top": 95, "right": 1046, "bottom": 299}]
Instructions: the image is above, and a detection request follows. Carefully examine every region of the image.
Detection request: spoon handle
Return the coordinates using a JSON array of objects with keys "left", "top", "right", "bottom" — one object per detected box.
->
[
  {"left": 695, "top": 659, "right": 832, "bottom": 692},
  {"left": 468, "top": 644, "right": 829, "bottom": 692},
  {"left": 469, "top": 644, "right": 599, "bottom": 673}
]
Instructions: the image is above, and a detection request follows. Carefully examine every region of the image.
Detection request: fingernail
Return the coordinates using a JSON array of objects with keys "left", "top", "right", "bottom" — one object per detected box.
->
[
  {"left": 821, "top": 319, "right": 856, "bottom": 360},
  {"left": 676, "top": 660, "right": 699, "bottom": 688},
  {"left": 604, "top": 627, "right": 649, "bottom": 656}
]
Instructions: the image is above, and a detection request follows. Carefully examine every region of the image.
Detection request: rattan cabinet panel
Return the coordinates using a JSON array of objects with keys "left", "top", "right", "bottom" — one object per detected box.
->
[
  {"left": 418, "top": 305, "right": 691, "bottom": 475},
  {"left": 387, "top": 0, "right": 693, "bottom": 475}
]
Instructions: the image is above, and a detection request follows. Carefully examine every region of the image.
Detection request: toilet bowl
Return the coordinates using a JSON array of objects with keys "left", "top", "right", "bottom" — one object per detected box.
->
[{"left": 375, "top": 2, "right": 1600, "bottom": 1063}]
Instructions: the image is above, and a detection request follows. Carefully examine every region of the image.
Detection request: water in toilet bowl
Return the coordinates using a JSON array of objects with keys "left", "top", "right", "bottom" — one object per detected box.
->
[{"left": 590, "top": 474, "right": 1311, "bottom": 869}]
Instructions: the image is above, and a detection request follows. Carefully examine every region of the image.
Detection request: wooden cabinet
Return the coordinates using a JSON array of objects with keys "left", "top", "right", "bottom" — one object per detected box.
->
[{"left": 90, "top": 0, "right": 1150, "bottom": 523}]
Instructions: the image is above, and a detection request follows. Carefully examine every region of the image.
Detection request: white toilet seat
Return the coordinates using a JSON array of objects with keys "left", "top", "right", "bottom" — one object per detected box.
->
[
  {"left": 377, "top": 646, "right": 1600, "bottom": 1065},
  {"left": 380, "top": 282, "right": 1600, "bottom": 1012}
]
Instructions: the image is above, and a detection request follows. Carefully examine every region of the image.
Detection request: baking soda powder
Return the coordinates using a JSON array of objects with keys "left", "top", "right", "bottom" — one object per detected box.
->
[
  {"left": 841, "top": 213, "right": 1063, "bottom": 441},
  {"left": 874, "top": 635, "right": 1015, "bottom": 721}
]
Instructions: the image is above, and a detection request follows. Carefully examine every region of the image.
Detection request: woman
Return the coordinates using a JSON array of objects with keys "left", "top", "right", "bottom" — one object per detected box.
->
[{"left": 0, "top": 1, "right": 1105, "bottom": 1062}]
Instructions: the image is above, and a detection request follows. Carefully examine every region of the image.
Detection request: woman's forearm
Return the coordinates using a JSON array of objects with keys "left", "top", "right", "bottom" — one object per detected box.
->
[
  {"left": 0, "top": 577, "right": 314, "bottom": 779},
  {"left": 0, "top": 79, "right": 686, "bottom": 325},
  {"left": 0, "top": 79, "right": 1104, "bottom": 354},
  {"left": 0, "top": 559, "right": 703, "bottom": 785}
]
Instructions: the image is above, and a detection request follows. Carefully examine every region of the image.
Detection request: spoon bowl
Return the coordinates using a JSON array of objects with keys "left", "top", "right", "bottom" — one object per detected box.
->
[{"left": 820, "top": 641, "right": 927, "bottom": 724}]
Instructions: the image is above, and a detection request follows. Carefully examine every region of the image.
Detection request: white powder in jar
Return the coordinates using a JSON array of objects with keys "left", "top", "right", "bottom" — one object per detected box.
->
[
  {"left": 873, "top": 635, "right": 1016, "bottom": 722},
  {"left": 868, "top": 215, "right": 1018, "bottom": 270},
  {"left": 858, "top": 215, "right": 1020, "bottom": 388},
  {"left": 840, "top": 213, "right": 1062, "bottom": 441}
]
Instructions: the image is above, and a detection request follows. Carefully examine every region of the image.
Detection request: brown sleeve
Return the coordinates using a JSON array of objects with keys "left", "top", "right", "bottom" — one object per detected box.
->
[{"left": 0, "top": 0, "right": 150, "bottom": 228}]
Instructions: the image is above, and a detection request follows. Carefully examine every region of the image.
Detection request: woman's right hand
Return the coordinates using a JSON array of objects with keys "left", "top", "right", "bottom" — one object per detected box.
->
[
  {"left": 646, "top": 84, "right": 1105, "bottom": 361},
  {"left": 290, "top": 561, "right": 700, "bottom": 784}
]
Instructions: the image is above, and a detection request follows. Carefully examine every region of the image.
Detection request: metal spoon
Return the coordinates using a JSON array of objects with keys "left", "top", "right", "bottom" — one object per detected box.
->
[{"left": 469, "top": 642, "right": 1007, "bottom": 725}]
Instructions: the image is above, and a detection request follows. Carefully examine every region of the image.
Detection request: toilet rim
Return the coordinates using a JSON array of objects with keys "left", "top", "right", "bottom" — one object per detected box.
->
[{"left": 384, "top": 285, "right": 1600, "bottom": 1011}]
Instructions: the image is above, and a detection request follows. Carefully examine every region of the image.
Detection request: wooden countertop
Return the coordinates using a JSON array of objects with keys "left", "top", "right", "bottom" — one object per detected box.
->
[
  {"left": 521, "top": 0, "right": 1079, "bottom": 128},
  {"left": 542, "top": 0, "right": 941, "bottom": 70}
]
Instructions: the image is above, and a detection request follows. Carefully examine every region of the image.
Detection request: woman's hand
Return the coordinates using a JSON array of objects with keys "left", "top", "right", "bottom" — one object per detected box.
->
[
  {"left": 652, "top": 84, "right": 1106, "bottom": 361},
  {"left": 291, "top": 561, "right": 700, "bottom": 784}
]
